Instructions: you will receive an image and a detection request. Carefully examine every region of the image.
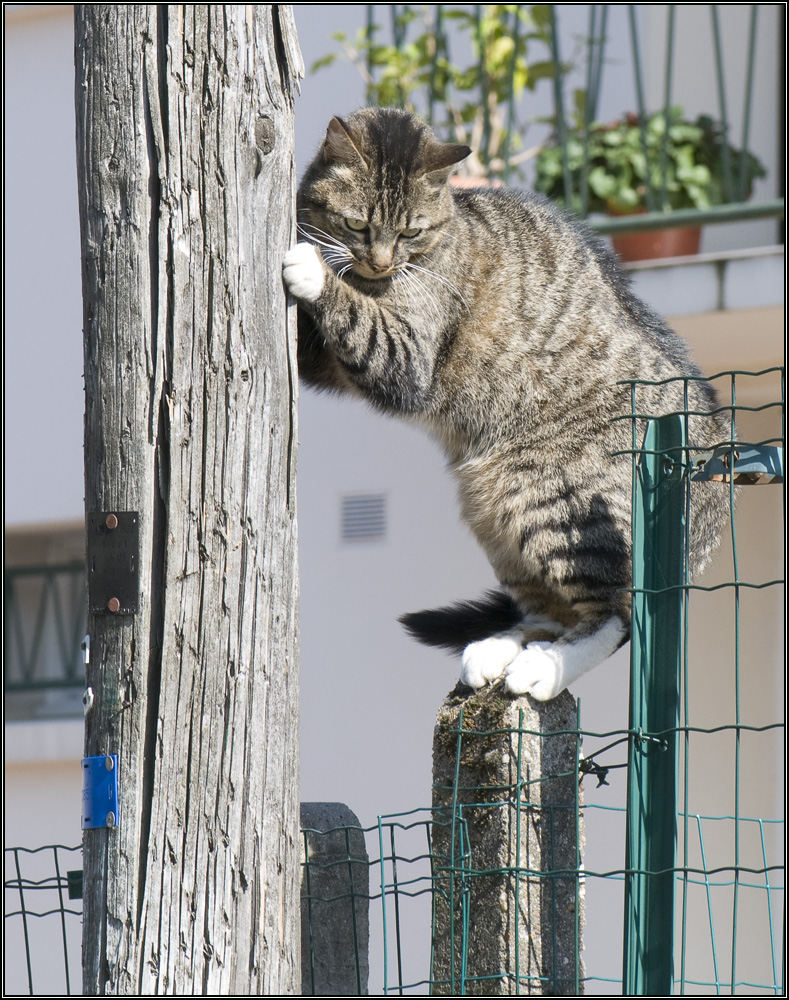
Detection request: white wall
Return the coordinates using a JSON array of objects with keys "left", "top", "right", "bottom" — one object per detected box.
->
[{"left": 4, "top": 6, "right": 84, "bottom": 525}]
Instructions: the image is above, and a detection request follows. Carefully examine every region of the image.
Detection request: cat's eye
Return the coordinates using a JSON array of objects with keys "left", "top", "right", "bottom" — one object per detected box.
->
[
  {"left": 400, "top": 227, "right": 421, "bottom": 238},
  {"left": 345, "top": 217, "right": 368, "bottom": 232}
]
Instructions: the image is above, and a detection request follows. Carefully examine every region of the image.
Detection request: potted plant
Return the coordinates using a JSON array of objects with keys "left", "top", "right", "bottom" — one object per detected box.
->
[
  {"left": 534, "top": 106, "right": 767, "bottom": 260},
  {"left": 313, "top": 4, "right": 560, "bottom": 183}
]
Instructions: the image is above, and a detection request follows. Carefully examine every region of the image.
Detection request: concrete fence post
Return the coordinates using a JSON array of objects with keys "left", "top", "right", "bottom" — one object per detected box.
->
[
  {"left": 300, "top": 803, "right": 370, "bottom": 996},
  {"left": 432, "top": 687, "right": 584, "bottom": 996}
]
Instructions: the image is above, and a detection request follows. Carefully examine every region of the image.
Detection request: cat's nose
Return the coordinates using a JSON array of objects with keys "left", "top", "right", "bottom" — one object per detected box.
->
[{"left": 369, "top": 248, "right": 394, "bottom": 273}]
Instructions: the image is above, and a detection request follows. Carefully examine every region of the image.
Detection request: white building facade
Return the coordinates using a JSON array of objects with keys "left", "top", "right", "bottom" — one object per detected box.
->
[{"left": 5, "top": 5, "right": 784, "bottom": 994}]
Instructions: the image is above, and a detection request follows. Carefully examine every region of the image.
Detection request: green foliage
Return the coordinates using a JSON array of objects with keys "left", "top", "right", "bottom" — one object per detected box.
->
[
  {"left": 312, "top": 5, "right": 559, "bottom": 180},
  {"left": 534, "top": 106, "right": 767, "bottom": 215}
]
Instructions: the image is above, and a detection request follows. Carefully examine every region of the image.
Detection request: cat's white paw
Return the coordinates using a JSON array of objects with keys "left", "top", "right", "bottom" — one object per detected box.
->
[
  {"left": 283, "top": 242, "right": 325, "bottom": 303},
  {"left": 460, "top": 635, "right": 522, "bottom": 689},
  {"left": 504, "top": 642, "right": 563, "bottom": 701}
]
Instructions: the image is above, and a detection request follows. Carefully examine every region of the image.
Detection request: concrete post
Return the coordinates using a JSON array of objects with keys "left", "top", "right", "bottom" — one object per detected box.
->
[
  {"left": 432, "top": 687, "right": 584, "bottom": 996},
  {"left": 300, "top": 803, "right": 370, "bottom": 996}
]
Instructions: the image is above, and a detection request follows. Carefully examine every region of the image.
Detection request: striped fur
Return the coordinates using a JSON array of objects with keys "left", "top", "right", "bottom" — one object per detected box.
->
[{"left": 284, "top": 108, "right": 729, "bottom": 699}]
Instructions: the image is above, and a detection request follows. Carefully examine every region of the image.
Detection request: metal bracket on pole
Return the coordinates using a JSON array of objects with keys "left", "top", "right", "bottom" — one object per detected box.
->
[
  {"left": 87, "top": 512, "right": 140, "bottom": 615},
  {"left": 82, "top": 754, "right": 119, "bottom": 829},
  {"left": 690, "top": 444, "right": 783, "bottom": 485}
]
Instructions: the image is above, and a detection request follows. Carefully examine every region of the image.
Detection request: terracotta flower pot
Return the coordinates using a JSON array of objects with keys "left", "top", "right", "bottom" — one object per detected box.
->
[
  {"left": 450, "top": 175, "right": 503, "bottom": 189},
  {"left": 611, "top": 224, "right": 701, "bottom": 263},
  {"left": 607, "top": 206, "right": 701, "bottom": 262}
]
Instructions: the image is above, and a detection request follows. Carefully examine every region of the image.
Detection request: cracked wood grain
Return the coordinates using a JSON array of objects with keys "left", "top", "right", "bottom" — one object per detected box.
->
[{"left": 76, "top": 6, "right": 302, "bottom": 994}]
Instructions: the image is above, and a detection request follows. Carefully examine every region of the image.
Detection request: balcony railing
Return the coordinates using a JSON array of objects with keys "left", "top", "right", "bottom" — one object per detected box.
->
[
  {"left": 4, "top": 564, "right": 86, "bottom": 693},
  {"left": 343, "top": 4, "right": 783, "bottom": 236}
]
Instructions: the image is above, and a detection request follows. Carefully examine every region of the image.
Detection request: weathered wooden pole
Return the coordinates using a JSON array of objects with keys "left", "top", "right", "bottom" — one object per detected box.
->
[
  {"left": 75, "top": 6, "right": 303, "bottom": 993},
  {"left": 432, "top": 688, "right": 584, "bottom": 996}
]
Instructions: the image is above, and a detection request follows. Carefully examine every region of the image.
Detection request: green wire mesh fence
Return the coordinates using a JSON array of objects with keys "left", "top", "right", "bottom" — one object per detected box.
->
[
  {"left": 621, "top": 366, "right": 784, "bottom": 995},
  {"left": 5, "top": 370, "right": 784, "bottom": 996},
  {"left": 4, "top": 846, "right": 83, "bottom": 997}
]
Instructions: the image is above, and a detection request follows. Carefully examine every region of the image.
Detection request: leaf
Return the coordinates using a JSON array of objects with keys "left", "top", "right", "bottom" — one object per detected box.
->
[
  {"left": 629, "top": 151, "right": 647, "bottom": 178},
  {"left": 527, "top": 60, "right": 559, "bottom": 84},
  {"left": 443, "top": 10, "right": 475, "bottom": 24},
  {"left": 616, "top": 187, "right": 641, "bottom": 209},
  {"left": 531, "top": 5, "right": 552, "bottom": 30},
  {"left": 564, "top": 136, "right": 586, "bottom": 162},
  {"left": 487, "top": 35, "right": 515, "bottom": 68},
  {"left": 587, "top": 166, "right": 620, "bottom": 200},
  {"left": 669, "top": 123, "right": 702, "bottom": 143},
  {"left": 678, "top": 164, "right": 712, "bottom": 186},
  {"left": 310, "top": 54, "right": 337, "bottom": 73}
]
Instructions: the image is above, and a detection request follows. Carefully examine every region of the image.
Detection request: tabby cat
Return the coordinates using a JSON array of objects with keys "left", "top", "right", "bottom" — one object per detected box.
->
[{"left": 283, "top": 107, "right": 728, "bottom": 701}]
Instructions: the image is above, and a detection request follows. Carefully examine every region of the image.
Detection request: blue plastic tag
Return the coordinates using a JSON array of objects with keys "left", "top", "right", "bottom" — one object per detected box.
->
[{"left": 82, "top": 754, "right": 119, "bottom": 829}]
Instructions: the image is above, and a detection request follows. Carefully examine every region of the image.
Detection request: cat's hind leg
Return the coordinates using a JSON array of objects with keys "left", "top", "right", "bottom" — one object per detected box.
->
[
  {"left": 504, "top": 615, "right": 627, "bottom": 701},
  {"left": 460, "top": 613, "right": 565, "bottom": 690}
]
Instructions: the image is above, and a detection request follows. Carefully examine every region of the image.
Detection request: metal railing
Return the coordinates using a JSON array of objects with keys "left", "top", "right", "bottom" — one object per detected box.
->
[
  {"left": 4, "top": 564, "right": 86, "bottom": 692},
  {"left": 346, "top": 4, "right": 783, "bottom": 235}
]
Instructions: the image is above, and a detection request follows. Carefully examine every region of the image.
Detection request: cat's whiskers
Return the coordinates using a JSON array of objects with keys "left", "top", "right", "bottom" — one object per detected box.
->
[
  {"left": 336, "top": 262, "right": 357, "bottom": 280},
  {"left": 395, "top": 267, "right": 444, "bottom": 330},
  {"left": 396, "top": 268, "right": 432, "bottom": 315},
  {"left": 297, "top": 223, "right": 358, "bottom": 276},
  {"left": 400, "top": 259, "right": 470, "bottom": 315},
  {"left": 297, "top": 222, "right": 346, "bottom": 249},
  {"left": 391, "top": 270, "right": 423, "bottom": 324}
]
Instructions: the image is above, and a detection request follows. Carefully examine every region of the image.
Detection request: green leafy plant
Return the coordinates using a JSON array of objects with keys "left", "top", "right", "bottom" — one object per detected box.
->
[
  {"left": 314, "top": 5, "right": 559, "bottom": 180},
  {"left": 534, "top": 105, "right": 767, "bottom": 215}
]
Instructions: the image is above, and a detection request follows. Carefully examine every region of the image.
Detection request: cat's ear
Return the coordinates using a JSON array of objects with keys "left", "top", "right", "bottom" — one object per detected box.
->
[
  {"left": 420, "top": 141, "right": 472, "bottom": 187},
  {"left": 322, "top": 117, "right": 368, "bottom": 171}
]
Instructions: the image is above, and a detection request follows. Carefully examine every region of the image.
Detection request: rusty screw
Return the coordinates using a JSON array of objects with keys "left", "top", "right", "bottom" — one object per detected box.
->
[
  {"left": 107, "top": 597, "right": 121, "bottom": 613},
  {"left": 105, "top": 513, "right": 119, "bottom": 530}
]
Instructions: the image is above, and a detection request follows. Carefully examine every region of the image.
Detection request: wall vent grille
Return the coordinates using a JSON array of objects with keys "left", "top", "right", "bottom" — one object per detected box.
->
[{"left": 341, "top": 494, "right": 387, "bottom": 541}]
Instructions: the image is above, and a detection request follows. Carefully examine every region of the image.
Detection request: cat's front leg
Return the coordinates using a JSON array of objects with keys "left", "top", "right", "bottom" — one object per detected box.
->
[
  {"left": 460, "top": 613, "right": 566, "bottom": 690},
  {"left": 283, "top": 243, "right": 325, "bottom": 304},
  {"left": 283, "top": 241, "right": 435, "bottom": 413},
  {"left": 461, "top": 632, "right": 523, "bottom": 689},
  {"left": 504, "top": 616, "right": 627, "bottom": 701}
]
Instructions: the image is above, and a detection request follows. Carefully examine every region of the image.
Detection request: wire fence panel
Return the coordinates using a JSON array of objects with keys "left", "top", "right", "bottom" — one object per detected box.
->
[
  {"left": 4, "top": 846, "right": 83, "bottom": 997},
  {"left": 622, "top": 368, "right": 784, "bottom": 996},
  {"left": 5, "top": 372, "right": 783, "bottom": 996}
]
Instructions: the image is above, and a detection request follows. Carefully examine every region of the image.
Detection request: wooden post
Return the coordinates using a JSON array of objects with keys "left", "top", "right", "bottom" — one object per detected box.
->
[
  {"left": 75, "top": 6, "right": 303, "bottom": 994},
  {"left": 432, "top": 688, "right": 584, "bottom": 996}
]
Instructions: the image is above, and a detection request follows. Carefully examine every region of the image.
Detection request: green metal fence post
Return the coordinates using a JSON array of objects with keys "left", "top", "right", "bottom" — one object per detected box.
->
[{"left": 623, "top": 414, "right": 688, "bottom": 995}]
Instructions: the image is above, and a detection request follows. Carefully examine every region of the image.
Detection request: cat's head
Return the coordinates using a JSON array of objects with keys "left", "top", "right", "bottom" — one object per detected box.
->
[{"left": 299, "top": 108, "right": 470, "bottom": 280}]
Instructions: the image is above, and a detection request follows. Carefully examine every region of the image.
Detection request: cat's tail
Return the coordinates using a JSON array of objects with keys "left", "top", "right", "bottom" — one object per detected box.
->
[{"left": 398, "top": 590, "right": 523, "bottom": 654}]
